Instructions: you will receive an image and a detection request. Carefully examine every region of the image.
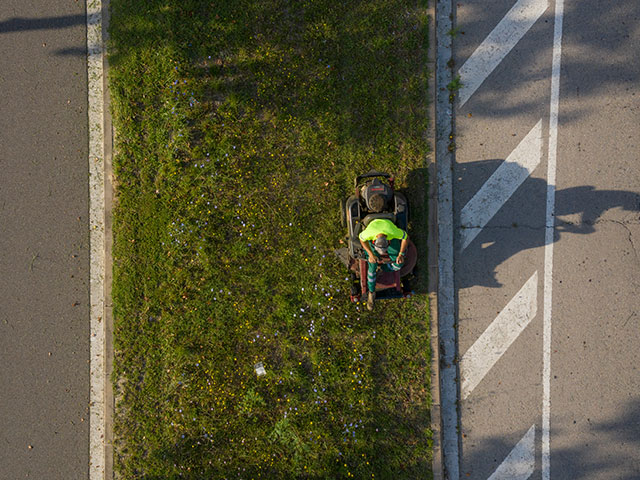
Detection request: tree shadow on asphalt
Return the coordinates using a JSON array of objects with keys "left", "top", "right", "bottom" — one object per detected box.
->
[
  {"left": 452, "top": 0, "right": 640, "bottom": 123},
  {"left": 0, "top": 10, "right": 107, "bottom": 57},
  {"left": 0, "top": 14, "right": 86, "bottom": 33},
  {"left": 454, "top": 159, "right": 639, "bottom": 289},
  {"left": 460, "top": 396, "right": 640, "bottom": 479}
]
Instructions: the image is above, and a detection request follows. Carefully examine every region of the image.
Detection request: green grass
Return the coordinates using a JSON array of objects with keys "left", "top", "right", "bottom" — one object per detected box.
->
[{"left": 109, "top": 0, "right": 431, "bottom": 478}]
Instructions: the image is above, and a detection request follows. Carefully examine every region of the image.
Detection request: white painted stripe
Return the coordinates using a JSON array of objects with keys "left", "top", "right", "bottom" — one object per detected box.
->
[
  {"left": 543, "top": 1, "right": 564, "bottom": 479},
  {"left": 458, "top": 0, "right": 548, "bottom": 106},
  {"left": 461, "top": 272, "right": 538, "bottom": 400},
  {"left": 87, "top": 0, "right": 106, "bottom": 479},
  {"left": 488, "top": 425, "right": 536, "bottom": 480},
  {"left": 460, "top": 119, "right": 543, "bottom": 250}
]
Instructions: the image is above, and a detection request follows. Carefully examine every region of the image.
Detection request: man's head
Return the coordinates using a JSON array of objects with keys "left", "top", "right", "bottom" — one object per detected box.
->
[{"left": 374, "top": 234, "right": 389, "bottom": 254}]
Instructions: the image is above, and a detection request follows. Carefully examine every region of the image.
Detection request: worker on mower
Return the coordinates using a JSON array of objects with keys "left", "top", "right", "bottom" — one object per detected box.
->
[{"left": 359, "top": 197, "right": 409, "bottom": 311}]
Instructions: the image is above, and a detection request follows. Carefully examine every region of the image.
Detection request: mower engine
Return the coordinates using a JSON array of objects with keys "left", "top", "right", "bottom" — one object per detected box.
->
[{"left": 361, "top": 178, "right": 394, "bottom": 212}]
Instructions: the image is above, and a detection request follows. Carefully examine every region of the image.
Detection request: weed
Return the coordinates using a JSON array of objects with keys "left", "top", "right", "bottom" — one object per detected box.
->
[
  {"left": 447, "top": 26, "right": 463, "bottom": 38},
  {"left": 447, "top": 75, "right": 462, "bottom": 92}
]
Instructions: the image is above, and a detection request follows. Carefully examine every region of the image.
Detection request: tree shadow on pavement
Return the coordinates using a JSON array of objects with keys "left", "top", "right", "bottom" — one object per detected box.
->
[
  {"left": 0, "top": 10, "right": 110, "bottom": 57},
  {"left": 460, "top": 396, "right": 640, "bottom": 479},
  {"left": 453, "top": 0, "right": 640, "bottom": 124},
  {"left": 0, "top": 14, "right": 86, "bottom": 33},
  {"left": 454, "top": 159, "right": 639, "bottom": 289}
]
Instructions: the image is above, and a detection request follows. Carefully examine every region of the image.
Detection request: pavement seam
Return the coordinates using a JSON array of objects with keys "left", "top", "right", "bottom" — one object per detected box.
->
[
  {"left": 434, "top": 0, "right": 461, "bottom": 478},
  {"left": 426, "top": 0, "right": 443, "bottom": 478},
  {"left": 102, "top": 0, "right": 114, "bottom": 478}
]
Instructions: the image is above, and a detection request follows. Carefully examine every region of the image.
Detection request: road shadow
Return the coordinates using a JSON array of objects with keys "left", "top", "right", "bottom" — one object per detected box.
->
[
  {"left": 454, "top": 159, "right": 639, "bottom": 289},
  {"left": 0, "top": 14, "right": 85, "bottom": 33},
  {"left": 0, "top": 10, "right": 111, "bottom": 57},
  {"left": 461, "top": 396, "right": 640, "bottom": 479},
  {"left": 453, "top": 0, "right": 640, "bottom": 123}
]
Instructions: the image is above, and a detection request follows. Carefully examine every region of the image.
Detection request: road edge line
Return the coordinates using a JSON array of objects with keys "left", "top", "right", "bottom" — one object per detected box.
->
[
  {"left": 542, "top": 0, "right": 564, "bottom": 478},
  {"left": 87, "top": 0, "right": 111, "bottom": 478}
]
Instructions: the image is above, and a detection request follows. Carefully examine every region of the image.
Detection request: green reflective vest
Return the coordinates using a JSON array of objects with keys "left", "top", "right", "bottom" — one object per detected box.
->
[{"left": 358, "top": 219, "right": 406, "bottom": 243}]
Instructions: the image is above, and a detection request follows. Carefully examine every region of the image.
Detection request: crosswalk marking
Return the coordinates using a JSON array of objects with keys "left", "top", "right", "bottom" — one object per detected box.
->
[
  {"left": 461, "top": 271, "right": 538, "bottom": 400},
  {"left": 458, "top": 0, "right": 548, "bottom": 107},
  {"left": 488, "top": 425, "right": 536, "bottom": 480},
  {"left": 460, "top": 119, "right": 543, "bottom": 250}
]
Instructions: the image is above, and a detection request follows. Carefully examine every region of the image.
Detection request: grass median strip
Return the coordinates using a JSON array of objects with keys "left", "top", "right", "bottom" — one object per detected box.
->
[{"left": 109, "top": 0, "right": 431, "bottom": 478}]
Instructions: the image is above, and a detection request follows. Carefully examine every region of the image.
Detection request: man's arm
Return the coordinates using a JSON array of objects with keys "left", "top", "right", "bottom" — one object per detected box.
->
[
  {"left": 397, "top": 234, "right": 409, "bottom": 263},
  {"left": 360, "top": 238, "right": 377, "bottom": 263},
  {"left": 399, "top": 234, "right": 409, "bottom": 253}
]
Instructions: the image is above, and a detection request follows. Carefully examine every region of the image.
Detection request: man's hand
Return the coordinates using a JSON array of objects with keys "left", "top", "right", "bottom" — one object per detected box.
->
[
  {"left": 396, "top": 252, "right": 405, "bottom": 264},
  {"left": 368, "top": 254, "right": 377, "bottom": 264}
]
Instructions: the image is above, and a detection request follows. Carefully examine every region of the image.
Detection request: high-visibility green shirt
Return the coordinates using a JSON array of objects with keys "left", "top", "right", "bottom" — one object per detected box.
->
[{"left": 358, "top": 219, "right": 407, "bottom": 242}]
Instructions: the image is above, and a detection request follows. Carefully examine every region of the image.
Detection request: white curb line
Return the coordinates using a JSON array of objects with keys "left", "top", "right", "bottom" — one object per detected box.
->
[{"left": 87, "top": 0, "right": 107, "bottom": 478}]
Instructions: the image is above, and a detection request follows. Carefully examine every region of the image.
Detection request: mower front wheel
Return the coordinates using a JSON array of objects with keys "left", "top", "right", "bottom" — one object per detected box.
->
[{"left": 349, "top": 275, "right": 360, "bottom": 303}]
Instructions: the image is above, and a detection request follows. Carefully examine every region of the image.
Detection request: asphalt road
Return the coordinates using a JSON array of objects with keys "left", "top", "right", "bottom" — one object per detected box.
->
[
  {"left": 449, "top": 0, "right": 640, "bottom": 478},
  {"left": 549, "top": 1, "right": 639, "bottom": 477},
  {"left": 0, "top": 2, "right": 90, "bottom": 479}
]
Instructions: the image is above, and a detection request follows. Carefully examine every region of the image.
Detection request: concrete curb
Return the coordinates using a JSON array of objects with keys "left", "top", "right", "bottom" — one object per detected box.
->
[
  {"left": 426, "top": 2, "right": 443, "bottom": 479},
  {"left": 434, "top": 0, "right": 461, "bottom": 478},
  {"left": 87, "top": 0, "right": 109, "bottom": 476},
  {"left": 101, "top": 0, "right": 114, "bottom": 478}
]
